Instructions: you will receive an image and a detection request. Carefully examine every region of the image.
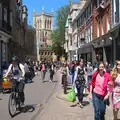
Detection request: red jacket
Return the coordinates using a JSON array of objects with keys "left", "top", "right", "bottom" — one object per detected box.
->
[{"left": 90, "top": 71, "right": 112, "bottom": 95}]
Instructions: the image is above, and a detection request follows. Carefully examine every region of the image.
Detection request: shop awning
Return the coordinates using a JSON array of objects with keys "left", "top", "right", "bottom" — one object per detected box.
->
[{"left": 78, "top": 43, "right": 93, "bottom": 54}]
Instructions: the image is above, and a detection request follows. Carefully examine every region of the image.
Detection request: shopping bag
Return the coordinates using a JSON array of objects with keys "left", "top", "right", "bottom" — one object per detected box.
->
[
  {"left": 74, "top": 85, "right": 77, "bottom": 94},
  {"left": 67, "top": 87, "right": 76, "bottom": 102}
]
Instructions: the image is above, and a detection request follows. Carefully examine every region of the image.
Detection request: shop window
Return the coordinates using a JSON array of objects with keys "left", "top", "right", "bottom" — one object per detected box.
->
[
  {"left": 47, "top": 52, "right": 49, "bottom": 55},
  {"left": 97, "top": 19, "right": 100, "bottom": 37},
  {"left": 102, "top": 16, "right": 106, "bottom": 35},
  {"left": 45, "top": 19, "right": 47, "bottom": 29},
  {"left": 50, "top": 20, "right": 51, "bottom": 29},
  {"left": 4, "top": 8, "right": 7, "bottom": 22},
  {"left": 115, "top": 0, "right": 119, "bottom": 23},
  {"left": 10, "top": 11, "right": 13, "bottom": 27}
]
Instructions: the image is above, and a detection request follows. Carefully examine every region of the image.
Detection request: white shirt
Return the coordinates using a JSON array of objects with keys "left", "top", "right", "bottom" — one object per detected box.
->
[{"left": 6, "top": 63, "right": 25, "bottom": 80}]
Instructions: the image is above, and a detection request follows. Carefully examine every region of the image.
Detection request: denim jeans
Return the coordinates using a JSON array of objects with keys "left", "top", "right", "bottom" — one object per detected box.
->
[
  {"left": 72, "top": 73, "right": 75, "bottom": 84},
  {"left": 93, "top": 92, "right": 106, "bottom": 120},
  {"left": 77, "top": 85, "right": 84, "bottom": 103},
  {"left": 87, "top": 75, "right": 92, "bottom": 88}
]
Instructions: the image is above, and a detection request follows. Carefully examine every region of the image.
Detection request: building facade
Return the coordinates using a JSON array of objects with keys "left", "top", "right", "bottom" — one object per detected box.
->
[
  {"left": 64, "top": 1, "right": 86, "bottom": 61},
  {"left": 0, "top": 0, "right": 28, "bottom": 77},
  {"left": 9, "top": 0, "right": 28, "bottom": 61},
  {"left": 0, "top": 0, "right": 12, "bottom": 75},
  {"left": 76, "top": 0, "right": 93, "bottom": 62},
  {"left": 92, "top": 0, "right": 112, "bottom": 64},
  {"left": 112, "top": 0, "right": 120, "bottom": 64},
  {"left": 33, "top": 7, "right": 54, "bottom": 61},
  {"left": 26, "top": 25, "right": 37, "bottom": 60},
  {"left": 65, "top": 0, "right": 116, "bottom": 65}
]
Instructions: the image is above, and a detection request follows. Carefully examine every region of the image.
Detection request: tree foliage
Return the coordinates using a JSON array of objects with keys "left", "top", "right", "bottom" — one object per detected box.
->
[{"left": 51, "top": 5, "right": 69, "bottom": 59}]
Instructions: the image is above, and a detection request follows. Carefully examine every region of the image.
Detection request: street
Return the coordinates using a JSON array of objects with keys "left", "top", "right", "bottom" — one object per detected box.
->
[{"left": 0, "top": 72, "right": 58, "bottom": 120}]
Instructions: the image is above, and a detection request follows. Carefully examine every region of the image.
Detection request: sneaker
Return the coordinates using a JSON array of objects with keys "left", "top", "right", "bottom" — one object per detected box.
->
[
  {"left": 79, "top": 103, "right": 84, "bottom": 108},
  {"left": 49, "top": 80, "right": 52, "bottom": 82}
]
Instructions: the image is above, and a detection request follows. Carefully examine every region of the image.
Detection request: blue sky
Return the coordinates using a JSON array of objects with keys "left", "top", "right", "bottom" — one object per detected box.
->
[{"left": 23, "top": 0, "right": 80, "bottom": 25}]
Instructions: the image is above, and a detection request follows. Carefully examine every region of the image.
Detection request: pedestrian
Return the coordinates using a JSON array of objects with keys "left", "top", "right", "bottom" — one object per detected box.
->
[
  {"left": 41, "top": 61, "right": 46, "bottom": 83},
  {"left": 111, "top": 60, "right": 120, "bottom": 120},
  {"left": 71, "top": 61, "right": 75, "bottom": 84},
  {"left": 24, "top": 61, "right": 31, "bottom": 83},
  {"left": 49, "top": 62, "right": 54, "bottom": 82},
  {"left": 61, "top": 63, "right": 68, "bottom": 94},
  {"left": 87, "top": 62, "right": 93, "bottom": 91},
  {"left": 89, "top": 62, "right": 112, "bottom": 120},
  {"left": 74, "top": 59, "right": 87, "bottom": 108},
  {"left": 105, "top": 62, "right": 111, "bottom": 73}
]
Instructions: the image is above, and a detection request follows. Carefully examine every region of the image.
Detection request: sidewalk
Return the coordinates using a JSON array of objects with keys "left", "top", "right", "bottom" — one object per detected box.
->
[{"left": 36, "top": 71, "right": 119, "bottom": 120}]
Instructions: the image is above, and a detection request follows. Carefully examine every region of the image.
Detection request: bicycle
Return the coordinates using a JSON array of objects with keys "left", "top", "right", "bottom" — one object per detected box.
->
[{"left": 8, "top": 78, "right": 23, "bottom": 117}]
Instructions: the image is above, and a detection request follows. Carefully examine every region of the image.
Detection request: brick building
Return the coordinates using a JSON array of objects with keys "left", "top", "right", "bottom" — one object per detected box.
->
[{"left": 92, "top": 0, "right": 113, "bottom": 64}]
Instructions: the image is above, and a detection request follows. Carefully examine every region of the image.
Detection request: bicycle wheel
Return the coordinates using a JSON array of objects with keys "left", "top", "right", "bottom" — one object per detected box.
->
[{"left": 8, "top": 93, "right": 17, "bottom": 117}]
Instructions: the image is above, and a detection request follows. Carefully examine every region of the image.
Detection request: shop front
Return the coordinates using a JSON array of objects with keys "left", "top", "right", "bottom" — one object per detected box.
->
[
  {"left": 93, "top": 33, "right": 112, "bottom": 64},
  {"left": 78, "top": 43, "right": 93, "bottom": 63},
  {"left": 0, "top": 31, "right": 10, "bottom": 77},
  {"left": 112, "top": 24, "right": 120, "bottom": 64}
]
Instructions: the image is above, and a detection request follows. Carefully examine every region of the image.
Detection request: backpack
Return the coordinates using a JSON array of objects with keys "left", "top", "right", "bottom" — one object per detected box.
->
[{"left": 11, "top": 64, "right": 22, "bottom": 73}]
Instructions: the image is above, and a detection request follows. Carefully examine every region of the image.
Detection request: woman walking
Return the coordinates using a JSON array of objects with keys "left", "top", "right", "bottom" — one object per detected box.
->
[
  {"left": 89, "top": 62, "right": 112, "bottom": 120},
  {"left": 74, "top": 59, "right": 86, "bottom": 108},
  {"left": 61, "top": 64, "right": 68, "bottom": 94},
  {"left": 111, "top": 60, "right": 120, "bottom": 120}
]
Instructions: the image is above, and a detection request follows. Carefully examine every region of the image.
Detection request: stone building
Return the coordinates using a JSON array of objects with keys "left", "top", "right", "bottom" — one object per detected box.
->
[
  {"left": 0, "top": 0, "right": 28, "bottom": 77},
  {"left": 26, "top": 25, "right": 36, "bottom": 60},
  {"left": 64, "top": 1, "right": 86, "bottom": 61},
  {"left": 0, "top": 0, "right": 12, "bottom": 75},
  {"left": 33, "top": 7, "right": 54, "bottom": 61},
  {"left": 76, "top": 0, "right": 93, "bottom": 62},
  {"left": 9, "top": 0, "right": 28, "bottom": 62}
]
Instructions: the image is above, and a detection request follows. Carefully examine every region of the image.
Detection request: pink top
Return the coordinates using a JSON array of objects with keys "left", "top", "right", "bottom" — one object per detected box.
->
[
  {"left": 94, "top": 74, "right": 105, "bottom": 96},
  {"left": 42, "top": 64, "right": 45, "bottom": 71},
  {"left": 91, "top": 71, "right": 112, "bottom": 96}
]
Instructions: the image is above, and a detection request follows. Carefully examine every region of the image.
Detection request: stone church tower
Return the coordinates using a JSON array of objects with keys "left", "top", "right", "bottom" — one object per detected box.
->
[{"left": 33, "top": 7, "right": 54, "bottom": 61}]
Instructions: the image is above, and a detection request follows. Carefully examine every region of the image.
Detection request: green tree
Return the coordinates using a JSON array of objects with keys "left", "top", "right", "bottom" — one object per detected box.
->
[{"left": 51, "top": 5, "right": 69, "bottom": 60}]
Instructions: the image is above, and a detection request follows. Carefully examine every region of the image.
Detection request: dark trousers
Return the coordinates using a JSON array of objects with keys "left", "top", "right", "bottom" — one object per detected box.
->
[
  {"left": 16, "top": 80, "right": 25, "bottom": 103},
  {"left": 93, "top": 92, "right": 106, "bottom": 120},
  {"left": 42, "top": 70, "right": 46, "bottom": 81},
  {"left": 77, "top": 85, "right": 84, "bottom": 103},
  {"left": 62, "top": 75, "right": 67, "bottom": 94}
]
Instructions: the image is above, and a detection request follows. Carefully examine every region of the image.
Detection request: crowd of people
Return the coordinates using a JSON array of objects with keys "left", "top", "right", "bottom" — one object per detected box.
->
[
  {"left": 1, "top": 56, "right": 57, "bottom": 106},
  {"left": 60, "top": 59, "right": 120, "bottom": 120},
  {"left": 2, "top": 56, "right": 120, "bottom": 119}
]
